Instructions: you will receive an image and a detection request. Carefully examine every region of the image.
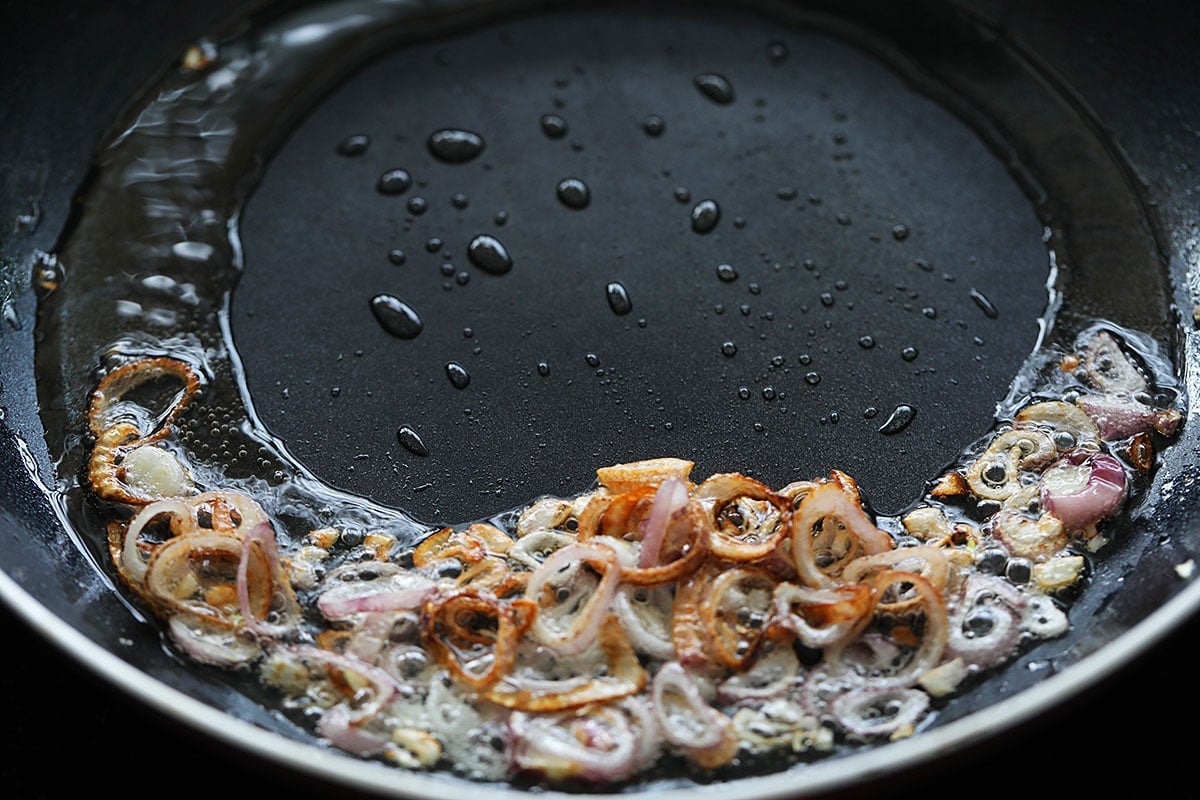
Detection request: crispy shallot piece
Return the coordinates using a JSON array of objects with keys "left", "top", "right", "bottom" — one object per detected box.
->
[
  {"left": 694, "top": 472, "right": 790, "bottom": 563},
  {"left": 595, "top": 457, "right": 695, "bottom": 493},
  {"left": 87, "top": 357, "right": 201, "bottom": 505},
  {"left": 421, "top": 588, "right": 536, "bottom": 693},
  {"left": 789, "top": 471, "right": 894, "bottom": 588},
  {"left": 826, "top": 570, "right": 949, "bottom": 689},
  {"left": 770, "top": 582, "right": 874, "bottom": 650},
  {"left": 485, "top": 617, "right": 648, "bottom": 712},
  {"left": 699, "top": 565, "right": 777, "bottom": 670}
]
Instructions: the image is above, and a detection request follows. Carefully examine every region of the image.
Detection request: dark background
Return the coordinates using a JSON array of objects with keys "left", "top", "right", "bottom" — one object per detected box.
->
[{"left": 3, "top": 1, "right": 1199, "bottom": 799}]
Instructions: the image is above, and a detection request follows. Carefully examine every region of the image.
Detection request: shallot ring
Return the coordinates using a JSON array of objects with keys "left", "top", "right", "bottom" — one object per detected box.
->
[
  {"left": 619, "top": 496, "right": 711, "bottom": 586},
  {"left": 695, "top": 472, "right": 789, "bottom": 563},
  {"left": 485, "top": 617, "right": 648, "bottom": 712},
  {"left": 789, "top": 477, "right": 894, "bottom": 588},
  {"left": 842, "top": 545, "right": 950, "bottom": 615},
  {"left": 827, "top": 569, "right": 948, "bottom": 688},
  {"left": 421, "top": 589, "right": 535, "bottom": 692},
  {"left": 575, "top": 485, "right": 656, "bottom": 542},
  {"left": 87, "top": 356, "right": 201, "bottom": 439},
  {"left": 700, "top": 566, "right": 777, "bottom": 670}
]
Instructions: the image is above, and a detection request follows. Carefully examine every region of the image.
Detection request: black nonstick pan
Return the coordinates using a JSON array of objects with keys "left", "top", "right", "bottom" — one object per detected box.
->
[{"left": 3, "top": 1, "right": 1199, "bottom": 798}]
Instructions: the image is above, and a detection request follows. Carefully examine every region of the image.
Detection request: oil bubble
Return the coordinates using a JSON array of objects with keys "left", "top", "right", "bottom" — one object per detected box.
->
[
  {"left": 370, "top": 294, "right": 423, "bottom": 339},
  {"left": 694, "top": 72, "right": 735, "bottom": 104},
  {"left": 606, "top": 281, "right": 633, "bottom": 315},
  {"left": 467, "top": 234, "right": 513, "bottom": 275},
  {"left": 556, "top": 177, "right": 591, "bottom": 210},
  {"left": 691, "top": 199, "right": 720, "bottom": 233},
  {"left": 428, "top": 128, "right": 485, "bottom": 163}
]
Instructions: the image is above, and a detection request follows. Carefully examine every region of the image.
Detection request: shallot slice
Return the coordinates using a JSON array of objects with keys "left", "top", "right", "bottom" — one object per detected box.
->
[
  {"left": 790, "top": 477, "right": 893, "bottom": 587},
  {"left": 651, "top": 662, "right": 736, "bottom": 763},
  {"left": 637, "top": 477, "right": 690, "bottom": 568},
  {"left": 772, "top": 582, "right": 873, "bottom": 649},
  {"left": 317, "top": 569, "right": 437, "bottom": 620},
  {"left": 1041, "top": 451, "right": 1127, "bottom": 532},
  {"left": 1076, "top": 392, "right": 1181, "bottom": 441},
  {"left": 946, "top": 574, "right": 1025, "bottom": 667},
  {"left": 168, "top": 611, "right": 262, "bottom": 667},
  {"left": 525, "top": 542, "right": 621, "bottom": 656},
  {"left": 238, "top": 520, "right": 300, "bottom": 638},
  {"left": 120, "top": 497, "right": 195, "bottom": 586},
  {"left": 613, "top": 584, "right": 676, "bottom": 662},
  {"left": 716, "top": 642, "right": 801, "bottom": 704},
  {"left": 825, "top": 570, "right": 948, "bottom": 689},
  {"left": 830, "top": 686, "right": 929, "bottom": 740},
  {"left": 509, "top": 705, "right": 641, "bottom": 783}
]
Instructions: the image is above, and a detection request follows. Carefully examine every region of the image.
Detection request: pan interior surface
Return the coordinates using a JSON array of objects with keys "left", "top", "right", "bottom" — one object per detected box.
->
[
  {"left": 232, "top": 2, "right": 1052, "bottom": 526},
  {"left": 17, "top": 0, "right": 1191, "bottom": 798}
]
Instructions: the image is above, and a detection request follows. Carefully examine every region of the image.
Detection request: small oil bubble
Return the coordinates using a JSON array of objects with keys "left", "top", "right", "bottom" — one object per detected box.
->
[
  {"left": 388, "top": 248, "right": 407, "bottom": 265},
  {"left": 537, "top": 361, "right": 551, "bottom": 376},
  {"left": 858, "top": 335, "right": 875, "bottom": 349},
  {"left": 606, "top": 281, "right": 633, "bottom": 315},
  {"left": 716, "top": 263, "right": 738, "bottom": 282},
  {"left": 370, "top": 294, "right": 423, "bottom": 339},
  {"left": 721, "top": 341, "right": 738, "bottom": 357},
  {"left": 892, "top": 223, "right": 910, "bottom": 241},
  {"left": 585, "top": 353, "right": 601, "bottom": 367},
  {"left": 540, "top": 113, "right": 568, "bottom": 138},
  {"left": 761, "top": 386, "right": 776, "bottom": 400},
  {"left": 556, "top": 177, "right": 591, "bottom": 210},
  {"left": 446, "top": 361, "right": 471, "bottom": 389},
  {"left": 336, "top": 133, "right": 370, "bottom": 156},
  {"left": 879, "top": 404, "right": 916, "bottom": 434},
  {"left": 694, "top": 72, "right": 735, "bottom": 104},
  {"left": 397, "top": 425, "right": 430, "bottom": 457},
  {"left": 691, "top": 199, "right": 720, "bottom": 233},
  {"left": 673, "top": 186, "right": 692, "bottom": 203},
  {"left": 467, "top": 234, "right": 513, "bottom": 275},
  {"left": 902, "top": 346, "right": 919, "bottom": 362},
  {"left": 970, "top": 288, "right": 1000, "bottom": 318},
  {"left": 738, "top": 387, "right": 751, "bottom": 400},
  {"left": 407, "top": 196, "right": 428, "bottom": 215},
  {"left": 428, "top": 128, "right": 485, "bottom": 163},
  {"left": 922, "top": 307, "right": 937, "bottom": 319},
  {"left": 642, "top": 115, "right": 666, "bottom": 136},
  {"left": 451, "top": 192, "right": 469, "bottom": 209},
  {"left": 377, "top": 168, "right": 412, "bottom": 195},
  {"left": 804, "top": 371, "right": 821, "bottom": 385},
  {"left": 820, "top": 292, "right": 834, "bottom": 307},
  {"left": 425, "top": 237, "right": 444, "bottom": 253}
]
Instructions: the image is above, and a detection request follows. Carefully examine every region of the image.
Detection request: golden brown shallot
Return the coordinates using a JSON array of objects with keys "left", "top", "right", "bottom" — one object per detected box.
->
[
  {"left": 964, "top": 429, "right": 1056, "bottom": 502},
  {"left": 700, "top": 566, "right": 777, "bottom": 670},
  {"left": 421, "top": 588, "right": 536, "bottom": 692},
  {"left": 595, "top": 457, "right": 695, "bottom": 493},
  {"left": 485, "top": 617, "right": 648, "bottom": 712},
  {"left": 842, "top": 545, "right": 950, "bottom": 615},
  {"left": 789, "top": 473, "right": 894, "bottom": 588},
  {"left": 87, "top": 357, "right": 202, "bottom": 505},
  {"left": 694, "top": 472, "right": 789, "bottom": 563}
]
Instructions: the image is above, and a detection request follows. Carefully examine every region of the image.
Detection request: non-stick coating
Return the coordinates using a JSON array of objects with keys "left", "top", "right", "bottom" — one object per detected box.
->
[{"left": 2, "top": 1, "right": 1199, "bottom": 799}]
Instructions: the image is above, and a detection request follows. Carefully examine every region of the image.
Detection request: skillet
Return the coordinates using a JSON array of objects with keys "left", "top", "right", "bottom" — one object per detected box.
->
[{"left": 2, "top": 0, "right": 1199, "bottom": 797}]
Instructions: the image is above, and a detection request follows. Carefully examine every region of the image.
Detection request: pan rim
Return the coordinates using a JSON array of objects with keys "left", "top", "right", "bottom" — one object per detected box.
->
[{"left": 5, "top": 556, "right": 1199, "bottom": 799}]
